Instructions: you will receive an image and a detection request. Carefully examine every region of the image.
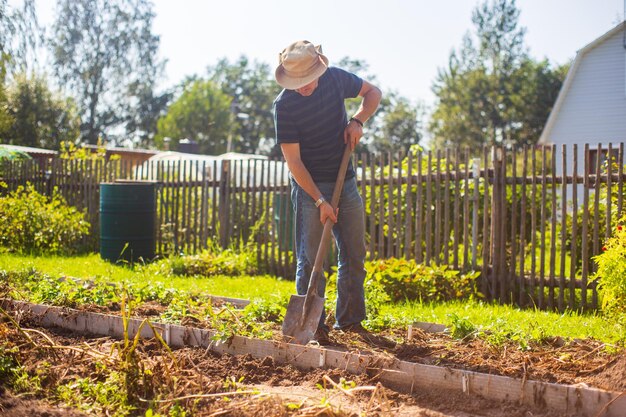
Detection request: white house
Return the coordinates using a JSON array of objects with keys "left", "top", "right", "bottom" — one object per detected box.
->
[{"left": 539, "top": 21, "right": 626, "bottom": 174}]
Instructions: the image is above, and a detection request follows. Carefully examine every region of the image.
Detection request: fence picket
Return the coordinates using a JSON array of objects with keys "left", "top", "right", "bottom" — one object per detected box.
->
[
  {"left": 570, "top": 145, "right": 578, "bottom": 310},
  {"left": 415, "top": 150, "right": 423, "bottom": 264},
  {"left": 3, "top": 142, "right": 625, "bottom": 311},
  {"left": 519, "top": 146, "right": 528, "bottom": 307},
  {"left": 559, "top": 145, "right": 567, "bottom": 311},
  {"left": 592, "top": 144, "right": 602, "bottom": 309}
]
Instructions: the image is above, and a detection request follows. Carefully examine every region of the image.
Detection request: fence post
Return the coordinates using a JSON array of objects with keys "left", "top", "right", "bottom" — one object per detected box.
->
[
  {"left": 218, "top": 160, "right": 230, "bottom": 249},
  {"left": 471, "top": 158, "right": 480, "bottom": 269},
  {"left": 490, "top": 147, "right": 504, "bottom": 301}
]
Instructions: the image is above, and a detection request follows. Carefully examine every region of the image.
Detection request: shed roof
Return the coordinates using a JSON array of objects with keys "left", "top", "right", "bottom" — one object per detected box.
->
[{"left": 0, "top": 144, "right": 58, "bottom": 155}]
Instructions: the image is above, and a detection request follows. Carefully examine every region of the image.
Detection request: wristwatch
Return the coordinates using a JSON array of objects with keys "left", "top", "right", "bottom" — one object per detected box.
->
[{"left": 315, "top": 196, "right": 325, "bottom": 207}]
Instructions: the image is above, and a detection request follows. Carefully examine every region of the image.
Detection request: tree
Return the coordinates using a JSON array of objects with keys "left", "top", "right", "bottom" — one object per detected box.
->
[
  {"left": 370, "top": 95, "right": 425, "bottom": 154},
  {"left": 0, "top": 0, "right": 41, "bottom": 73},
  {"left": 123, "top": 80, "right": 172, "bottom": 148},
  {"left": 1, "top": 72, "right": 80, "bottom": 149},
  {"left": 337, "top": 57, "right": 424, "bottom": 154},
  {"left": 154, "top": 79, "right": 234, "bottom": 155},
  {"left": 0, "top": 58, "right": 13, "bottom": 135},
  {"left": 207, "top": 56, "right": 281, "bottom": 155},
  {"left": 429, "top": 0, "right": 566, "bottom": 150},
  {"left": 49, "top": 0, "right": 163, "bottom": 145}
]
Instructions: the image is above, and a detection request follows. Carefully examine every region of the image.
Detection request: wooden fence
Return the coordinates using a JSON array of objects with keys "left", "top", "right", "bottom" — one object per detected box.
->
[{"left": 2, "top": 143, "right": 625, "bottom": 311}]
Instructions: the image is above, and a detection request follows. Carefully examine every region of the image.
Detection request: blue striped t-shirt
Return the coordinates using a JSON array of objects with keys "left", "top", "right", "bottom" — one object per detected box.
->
[{"left": 273, "top": 67, "right": 363, "bottom": 183}]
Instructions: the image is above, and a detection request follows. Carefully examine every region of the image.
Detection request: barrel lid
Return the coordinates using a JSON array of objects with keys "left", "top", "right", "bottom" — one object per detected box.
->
[{"left": 100, "top": 180, "right": 158, "bottom": 186}]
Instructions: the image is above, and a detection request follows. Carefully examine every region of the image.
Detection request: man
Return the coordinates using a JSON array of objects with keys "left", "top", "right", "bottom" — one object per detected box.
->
[{"left": 272, "top": 40, "right": 382, "bottom": 345}]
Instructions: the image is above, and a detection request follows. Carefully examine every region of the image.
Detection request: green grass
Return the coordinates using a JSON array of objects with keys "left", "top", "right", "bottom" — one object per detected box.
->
[
  {"left": 378, "top": 300, "right": 625, "bottom": 345},
  {"left": 1, "top": 252, "right": 624, "bottom": 346},
  {"left": 0, "top": 252, "right": 294, "bottom": 301}
]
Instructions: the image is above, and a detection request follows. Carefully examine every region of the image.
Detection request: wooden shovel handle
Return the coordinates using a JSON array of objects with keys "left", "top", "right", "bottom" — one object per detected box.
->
[{"left": 306, "top": 145, "right": 353, "bottom": 295}]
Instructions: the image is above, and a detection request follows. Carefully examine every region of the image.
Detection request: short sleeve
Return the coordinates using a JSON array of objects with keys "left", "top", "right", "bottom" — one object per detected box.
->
[
  {"left": 273, "top": 101, "right": 299, "bottom": 144},
  {"left": 332, "top": 67, "right": 363, "bottom": 99}
]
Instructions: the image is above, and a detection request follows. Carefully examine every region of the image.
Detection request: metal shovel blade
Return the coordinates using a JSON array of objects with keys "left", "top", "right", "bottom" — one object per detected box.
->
[{"left": 282, "top": 292, "right": 325, "bottom": 345}]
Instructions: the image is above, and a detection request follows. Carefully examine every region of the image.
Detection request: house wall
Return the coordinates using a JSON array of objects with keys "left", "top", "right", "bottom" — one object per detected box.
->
[
  {"left": 546, "top": 27, "right": 626, "bottom": 179},
  {"left": 539, "top": 25, "right": 626, "bottom": 209}
]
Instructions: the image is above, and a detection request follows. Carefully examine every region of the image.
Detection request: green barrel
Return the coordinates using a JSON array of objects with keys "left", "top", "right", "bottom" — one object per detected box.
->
[
  {"left": 100, "top": 181, "right": 156, "bottom": 262},
  {"left": 273, "top": 191, "right": 295, "bottom": 251}
]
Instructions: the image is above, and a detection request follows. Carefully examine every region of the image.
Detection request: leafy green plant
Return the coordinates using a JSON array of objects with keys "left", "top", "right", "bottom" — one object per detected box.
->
[
  {"left": 447, "top": 313, "right": 478, "bottom": 340},
  {"left": 0, "top": 183, "right": 90, "bottom": 254},
  {"left": 593, "top": 217, "right": 626, "bottom": 316},
  {"left": 164, "top": 241, "right": 258, "bottom": 277},
  {"left": 365, "top": 258, "right": 480, "bottom": 303},
  {"left": 243, "top": 298, "right": 286, "bottom": 323}
]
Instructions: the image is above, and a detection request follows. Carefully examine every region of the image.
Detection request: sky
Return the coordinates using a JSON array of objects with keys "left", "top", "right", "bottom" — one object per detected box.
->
[{"left": 25, "top": 0, "right": 626, "bottom": 107}]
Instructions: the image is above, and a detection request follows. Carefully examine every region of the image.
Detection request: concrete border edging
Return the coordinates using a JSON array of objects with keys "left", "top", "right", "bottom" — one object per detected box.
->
[{"left": 3, "top": 299, "right": 622, "bottom": 417}]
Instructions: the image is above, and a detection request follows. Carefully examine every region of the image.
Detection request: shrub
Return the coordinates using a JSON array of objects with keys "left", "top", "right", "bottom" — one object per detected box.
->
[
  {"left": 325, "top": 257, "right": 480, "bottom": 319},
  {"left": 165, "top": 245, "right": 258, "bottom": 277},
  {"left": 593, "top": 218, "right": 626, "bottom": 316},
  {"left": 365, "top": 258, "right": 480, "bottom": 303},
  {"left": 0, "top": 183, "right": 90, "bottom": 254}
]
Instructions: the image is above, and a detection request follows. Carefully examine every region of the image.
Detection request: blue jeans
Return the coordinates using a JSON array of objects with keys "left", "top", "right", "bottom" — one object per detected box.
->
[{"left": 290, "top": 176, "right": 367, "bottom": 331}]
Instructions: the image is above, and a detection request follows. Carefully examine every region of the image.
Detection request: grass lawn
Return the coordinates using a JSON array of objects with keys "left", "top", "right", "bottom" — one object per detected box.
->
[
  {"left": 379, "top": 300, "right": 625, "bottom": 345},
  {"left": 1, "top": 252, "right": 624, "bottom": 345},
  {"left": 0, "top": 252, "right": 294, "bottom": 301}
]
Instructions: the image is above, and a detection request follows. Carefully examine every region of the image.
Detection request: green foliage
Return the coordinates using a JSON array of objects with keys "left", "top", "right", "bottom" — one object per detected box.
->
[
  {"left": 207, "top": 56, "right": 281, "bottom": 155},
  {"left": 447, "top": 313, "right": 478, "bottom": 340},
  {"left": 593, "top": 217, "right": 626, "bottom": 316},
  {"left": 0, "top": 0, "right": 40, "bottom": 73},
  {"left": 0, "top": 56, "right": 13, "bottom": 133},
  {"left": 429, "top": 0, "right": 567, "bottom": 149},
  {"left": 243, "top": 298, "right": 286, "bottom": 323},
  {"left": 335, "top": 57, "right": 424, "bottom": 154},
  {"left": 154, "top": 79, "right": 233, "bottom": 154},
  {"left": 2, "top": 267, "right": 189, "bottom": 310},
  {"left": 0, "top": 344, "right": 21, "bottom": 385},
  {"left": 2, "top": 72, "right": 80, "bottom": 149},
  {"left": 58, "top": 140, "right": 114, "bottom": 161},
  {"left": 0, "top": 184, "right": 90, "bottom": 255},
  {"left": 365, "top": 258, "right": 480, "bottom": 303},
  {"left": 56, "top": 373, "right": 135, "bottom": 416},
  {"left": 372, "top": 95, "right": 425, "bottom": 154},
  {"left": 164, "top": 242, "right": 259, "bottom": 277},
  {"left": 49, "top": 0, "right": 164, "bottom": 144}
]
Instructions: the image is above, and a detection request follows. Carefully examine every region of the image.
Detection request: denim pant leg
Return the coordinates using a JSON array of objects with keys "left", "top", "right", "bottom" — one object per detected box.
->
[
  {"left": 331, "top": 178, "right": 367, "bottom": 329},
  {"left": 290, "top": 177, "right": 367, "bottom": 332},
  {"left": 291, "top": 178, "right": 331, "bottom": 332}
]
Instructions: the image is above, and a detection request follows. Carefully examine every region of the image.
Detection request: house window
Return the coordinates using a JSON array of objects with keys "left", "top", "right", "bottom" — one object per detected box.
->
[{"left": 587, "top": 147, "right": 620, "bottom": 175}]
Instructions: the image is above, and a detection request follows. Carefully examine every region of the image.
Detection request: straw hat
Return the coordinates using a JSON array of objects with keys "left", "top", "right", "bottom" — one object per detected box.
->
[{"left": 275, "top": 40, "right": 329, "bottom": 90}]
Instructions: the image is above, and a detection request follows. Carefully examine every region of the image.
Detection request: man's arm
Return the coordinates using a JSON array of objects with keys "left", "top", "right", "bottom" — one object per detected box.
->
[
  {"left": 280, "top": 142, "right": 337, "bottom": 224},
  {"left": 344, "top": 80, "right": 382, "bottom": 150}
]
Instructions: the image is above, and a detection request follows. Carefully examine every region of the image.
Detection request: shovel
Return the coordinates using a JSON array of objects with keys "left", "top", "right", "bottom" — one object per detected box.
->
[{"left": 282, "top": 144, "right": 353, "bottom": 344}]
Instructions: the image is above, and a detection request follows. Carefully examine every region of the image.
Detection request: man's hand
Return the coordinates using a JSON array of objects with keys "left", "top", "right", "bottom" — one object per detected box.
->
[
  {"left": 319, "top": 201, "right": 338, "bottom": 224},
  {"left": 344, "top": 79, "right": 382, "bottom": 150},
  {"left": 344, "top": 120, "right": 363, "bottom": 151}
]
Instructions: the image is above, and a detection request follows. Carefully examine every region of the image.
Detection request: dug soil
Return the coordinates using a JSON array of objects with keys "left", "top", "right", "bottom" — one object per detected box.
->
[
  {"left": 0, "top": 324, "right": 584, "bottom": 417},
  {"left": 82, "top": 300, "right": 626, "bottom": 393}
]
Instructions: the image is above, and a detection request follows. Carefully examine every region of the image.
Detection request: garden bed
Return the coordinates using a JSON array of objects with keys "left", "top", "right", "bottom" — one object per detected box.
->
[
  {"left": 0, "top": 317, "right": 587, "bottom": 417},
  {"left": 2, "top": 299, "right": 624, "bottom": 416},
  {"left": 27, "top": 296, "right": 625, "bottom": 392}
]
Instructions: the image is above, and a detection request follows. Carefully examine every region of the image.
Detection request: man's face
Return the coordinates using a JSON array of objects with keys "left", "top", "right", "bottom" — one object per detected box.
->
[{"left": 295, "top": 78, "right": 319, "bottom": 96}]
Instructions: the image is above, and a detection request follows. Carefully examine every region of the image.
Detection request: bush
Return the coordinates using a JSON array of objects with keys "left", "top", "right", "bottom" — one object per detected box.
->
[
  {"left": 165, "top": 245, "right": 258, "bottom": 277},
  {"left": 593, "top": 218, "right": 626, "bottom": 316},
  {"left": 0, "top": 183, "right": 90, "bottom": 254},
  {"left": 365, "top": 258, "right": 480, "bottom": 303}
]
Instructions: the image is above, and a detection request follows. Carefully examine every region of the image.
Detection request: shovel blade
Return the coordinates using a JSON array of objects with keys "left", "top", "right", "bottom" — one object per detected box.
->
[{"left": 282, "top": 293, "right": 325, "bottom": 345}]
